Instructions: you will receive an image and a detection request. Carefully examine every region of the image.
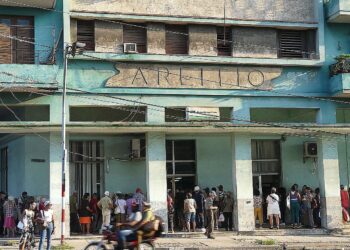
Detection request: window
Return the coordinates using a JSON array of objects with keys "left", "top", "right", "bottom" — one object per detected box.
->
[
  {"left": 77, "top": 20, "right": 95, "bottom": 51},
  {"left": 250, "top": 108, "right": 318, "bottom": 123},
  {"left": 70, "top": 106, "right": 146, "bottom": 122},
  {"left": 0, "top": 105, "right": 49, "bottom": 121},
  {"left": 123, "top": 23, "right": 147, "bottom": 53},
  {"left": 165, "top": 107, "right": 233, "bottom": 122},
  {"left": 165, "top": 25, "right": 188, "bottom": 55},
  {"left": 166, "top": 140, "right": 196, "bottom": 175},
  {"left": 217, "top": 27, "right": 232, "bottom": 56},
  {"left": 278, "top": 29, "right": 316, "bottom": 59},
  {"left": 0, "top": 16, "right": 34, "bottom": 64},
  {"left": 0, "top": 147, "right": 8, "bottom": 193},
  {"left": 251, "top": 140, "right": 281, "bottom": 175},
  {"left": 336, "top": 109, "right": 350, "bottom": 123}
]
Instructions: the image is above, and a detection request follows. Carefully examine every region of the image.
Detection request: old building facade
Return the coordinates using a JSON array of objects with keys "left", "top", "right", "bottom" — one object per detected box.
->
[{"left": 0, "top": 0, "right": 349, "bottom": 235}]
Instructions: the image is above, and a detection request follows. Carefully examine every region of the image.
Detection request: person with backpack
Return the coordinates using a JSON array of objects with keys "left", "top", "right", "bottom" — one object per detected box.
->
[{"left": 266, "top": 187, "right": 280, "bottom": 229}]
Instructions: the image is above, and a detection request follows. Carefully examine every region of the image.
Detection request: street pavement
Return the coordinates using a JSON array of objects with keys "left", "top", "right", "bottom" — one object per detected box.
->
[{"left": 2, "top": 231, "right": 350, "bottom": 249}]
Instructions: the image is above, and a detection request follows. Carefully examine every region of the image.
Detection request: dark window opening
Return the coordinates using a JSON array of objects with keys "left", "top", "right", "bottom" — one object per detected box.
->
[
  {"left": 166, "top": 140, "right": 196, "bottom": 175},
  {"left": 0, "top": 16, "right": 34, "bottom": 64},
  {"left": 0, "top": 105, "right": 49, "bottom": 121},
  {"left": 165, "top": 107, "right": 232, "bottom": 122},
  {"left": 278, "top": 29, "right": 317, "bottom": 59},
  {"left": 69, "top": 106, "right": 146, "bottom": 122},
  {"left": 250, "top": 108, "right": 318, "bottom": 123},
  {"left": 77, "top": 20, "right": 95, "bottom": 51},
  {"left": 123, "top": 23, "right": 147, "bottom": 53},
  {"left": 0, "top": 147, "right": 8, "bottom": 193},
  {"left": 217, "top": 27, "right": 232, "bottom": 56},
  {"left": 252, "top": 140, "right": 281, "bottom": 174},
  {"left": 165, "top": 25, "right": 188, "bottom": 55}
]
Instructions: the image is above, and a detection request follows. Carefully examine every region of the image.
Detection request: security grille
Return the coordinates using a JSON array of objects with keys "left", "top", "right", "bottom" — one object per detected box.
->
[
  {"left": 278, "top": 30, "right": 316, "bottom": 59},
  {"left": 123, "top": 23, "right": 147, "bottom": 53},
  {"left": 217, "top": 27, "right": 232, "bottom": 56},
  {"left": 165, "top": 25, "right": 188, "bottom": 55},
  {"left": 77, "top": 20, "right": 95, "bottom": 51}
]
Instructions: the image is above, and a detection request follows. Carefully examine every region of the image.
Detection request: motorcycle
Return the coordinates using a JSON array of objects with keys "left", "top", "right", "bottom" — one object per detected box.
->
[{"left": 83, "top": 227, "right": 157, "bottom": 250}]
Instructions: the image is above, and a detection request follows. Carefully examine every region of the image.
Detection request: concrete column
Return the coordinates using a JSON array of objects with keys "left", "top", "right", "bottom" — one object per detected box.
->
[
  {"left": 147, "top": 106, "right": 165, "bottom": 124},
  {"left": 49, "top": 132, "right": 70, "bottom": 238},
  {"left": 317, "top": 137, "right": 342, "bottom": 229},
  {"left": 231, "top": 134, "right": 255, "bottom": 232},
  {"left": 146, "top": 132, "right": 167, "bottom": 231},
  {"left": 147, "top": 23, "right": 166, "bottom": 54}
]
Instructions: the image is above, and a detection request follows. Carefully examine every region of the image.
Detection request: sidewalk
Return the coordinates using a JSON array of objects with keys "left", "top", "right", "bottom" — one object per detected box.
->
[{"left": 1, "top": 231, "right": 350, "bottom": 249}]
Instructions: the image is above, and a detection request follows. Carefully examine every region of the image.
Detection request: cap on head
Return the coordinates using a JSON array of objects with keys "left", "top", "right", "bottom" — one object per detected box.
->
[
  {"left": 44, "top": 200, "right": 52, "bottom": 207},
  {"left": 143, "top": 201, "right": 151, "bottom": 208},
  {"left": 194, "top": 186, "right": 200, "bottom": 191},
  {"left": 104, "top": 191, "right": 110, "bottom": 196}
]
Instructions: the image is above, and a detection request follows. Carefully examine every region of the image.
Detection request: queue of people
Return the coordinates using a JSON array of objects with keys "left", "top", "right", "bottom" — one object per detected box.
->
[
  {"left": 254, "top": 184, "right": 322, "bottom": 229},
  {"left": 167, "top": 185, "right": 232, "bottom": 239},
  {"left": 70, "top": 188, "right": 146, "bottom": 234}
]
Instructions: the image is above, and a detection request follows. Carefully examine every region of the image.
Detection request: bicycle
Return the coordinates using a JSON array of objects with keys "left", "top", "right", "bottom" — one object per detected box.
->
[{"left": 18, "top": 227, "right": 34, "bottom": 250}]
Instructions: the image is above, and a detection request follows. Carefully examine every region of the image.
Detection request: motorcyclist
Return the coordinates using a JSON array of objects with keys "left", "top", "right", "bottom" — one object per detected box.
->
[
  {"left": 116, "top": 202, "right": 142, "bottom": 249},
  {"left": 116, "top": 201, "right": 157, "bottom": 250}
]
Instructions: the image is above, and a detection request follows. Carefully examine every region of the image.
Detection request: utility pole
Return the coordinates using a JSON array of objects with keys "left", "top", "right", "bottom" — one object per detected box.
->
[{"left": 61, "top": 42, "right": 85, "bottom": 245}]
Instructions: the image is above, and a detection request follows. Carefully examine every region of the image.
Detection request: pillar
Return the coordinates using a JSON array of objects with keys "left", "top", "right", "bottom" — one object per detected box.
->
[
  {"left": 147, "top": 106, "right": 165, "bottom": 124},
  {"left": 317, "top": 137, "right": 342, "bottom": 229},
  {"left": 146, "top": 132, "right": 167, "bottom": 231},
  {"left": 231, "top": 134, "right": 255, "bottom": 231},
  {"left": 49, "top": 132, "right": 70, "bottom": 238}
]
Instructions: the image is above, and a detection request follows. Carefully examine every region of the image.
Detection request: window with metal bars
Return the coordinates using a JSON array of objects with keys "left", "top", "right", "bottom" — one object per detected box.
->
[
  {"left": 278, "top": 30, "right": 316, "bottom": 59},
  {"left": 165, "top": 25, "right": 188, "bottom": 55},
  {"left": 217, "top": 27, "right": 232, "bottom": 56},
  {"left": 0, "top": 16, "right": 34, "bottom": 64},
  {"left": 123, "top": 23, "right": 147, "bottom": 53},
  {"left": 77, "top": 20, "right": 95, "bottom": 51}
]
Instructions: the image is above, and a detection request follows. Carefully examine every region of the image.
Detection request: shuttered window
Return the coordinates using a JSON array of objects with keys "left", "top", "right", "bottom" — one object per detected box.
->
[
  {"left": 217, "top": 27, "right": 232, "bottom": 56},
  {"left": 0, "top": 16, "right": 34, "bottom": 64},
  {"left": 278, "top": 30, "right": 316, "bottom": 59},
  {"left": 77, "top": 20, "right": 95, "bottom": 51},
  {"left": 165, "top": 25, "right": 188, "bottom": 55},
  {"left": 123, "top": 23, "right": 147, "bottom": 53}
]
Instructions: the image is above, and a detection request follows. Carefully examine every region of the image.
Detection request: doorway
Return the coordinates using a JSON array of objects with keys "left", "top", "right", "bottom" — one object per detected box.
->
[
  {"left": 69, "top": 141, "right": 104, "bottom": 203},
  {"left": 0, "top": 147, "right": 8, "bottom": 193},
  {"left": 252, "top": 140, "right": 281, "bottom": 223}
]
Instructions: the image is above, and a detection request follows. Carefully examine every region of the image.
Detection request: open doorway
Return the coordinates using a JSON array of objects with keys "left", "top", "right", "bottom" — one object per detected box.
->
[{"left": 252, "top": 140, "right": 282, "bottom": 224}]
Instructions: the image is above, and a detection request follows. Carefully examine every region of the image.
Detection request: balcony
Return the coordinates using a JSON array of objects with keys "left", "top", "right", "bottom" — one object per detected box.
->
[
  {"left": 326, "top": 0, "right": 350, "bottom": 23},
  {"left": 330, "top": 55, "right": 350, "bottom": 96},
  {"left": 0, "top": 0, "right": 56, "bottom": 9}
]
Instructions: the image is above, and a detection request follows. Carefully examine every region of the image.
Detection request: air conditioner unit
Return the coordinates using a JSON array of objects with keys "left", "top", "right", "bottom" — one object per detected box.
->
[
  {"left": 124, "top": 43, "right": 137, "bottom": 53},
  {"left": 304, "top": 142, "right": 317, "bottom": 158},
  {"left": 130, "top": 139, "right": 145, "bottom": 160}
]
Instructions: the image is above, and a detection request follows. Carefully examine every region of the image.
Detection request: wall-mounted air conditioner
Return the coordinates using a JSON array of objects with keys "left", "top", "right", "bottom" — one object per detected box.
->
[
  {"left": 130, "top": 139, "right": 145, "bottom": 160},
  {"left": 304, "top": 142, "right": 317, "bottom": 158},
  {"left": 124, "top": 43, "right": 137, "bottom": 53}
]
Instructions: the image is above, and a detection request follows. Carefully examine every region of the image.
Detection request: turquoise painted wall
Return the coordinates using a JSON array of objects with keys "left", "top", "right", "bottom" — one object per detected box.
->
[
  {"left": 281, "top": 137, "right": 320, "bottom": 190},
  {"left": 6, "top": 137, "right": 25, "bottom": 196}
]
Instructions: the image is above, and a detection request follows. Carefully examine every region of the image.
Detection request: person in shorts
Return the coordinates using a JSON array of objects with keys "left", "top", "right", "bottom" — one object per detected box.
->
[{"left": 183, "top": 193, "right": 197, "bottom": 232}]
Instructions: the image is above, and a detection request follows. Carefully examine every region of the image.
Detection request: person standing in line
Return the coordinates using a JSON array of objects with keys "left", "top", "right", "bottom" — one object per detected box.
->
[
  {"left": 79, "top": 193, "right": 93, "bottom": 234},
  {"left": 126, "top": 194, "right": 136, "bottom": 218},
  {"left": 211, "top": 187, "right": 219, "bottom": 230},
  {"left": 3, "top": 196, "right": 16, "bottom": 237},
  {"left": 305, "top": 187, "right": 315, "bottom": 228},
  {"left": 133, "top": 188, "right": 146, "bottom": 212},
  {"left": 193, "top": 186, "right": 205, "bottom": 231},
  {"left": 167, "top": 190, "right": 175, "bottom": 233},
  {"left": 38, "top": 201, "right": 55, "bottom": 250},
  {"left": 253, "top": 189, "right": 263, "bottom": 229},
  {"left": 204, "top": 191, "right": 217, "bottom": 239},
  {"left": 266, "top": 187, "right": 280, "bottom": 229},
  {"left": 184, "top": 193, "right": 197, "bottom": 232},
  {"left": 89, "top": 193, "right": 99, "bottom": 233},
  {"left": 313, "top": 188, "right": 321, "bottom": 227},
  {"left": 114, "top": 192, "right": 127, "bottom": 224},
  {"left": 69, "top": 191, "right": 80, "bottom": 233},
  {"left": 223, "top": 191, "right": 234, "bottom": 231},
  {"left": 341, "top": 185, "right": 349, "bottom": 222},
  {"left": 97, "top": 191, "right": 113, "bottom": 231},
  {"left": 288, "top": 185, "right": 301, "bottom": 229}
]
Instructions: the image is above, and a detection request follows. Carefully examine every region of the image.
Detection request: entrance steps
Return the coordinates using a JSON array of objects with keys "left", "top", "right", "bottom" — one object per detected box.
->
[{"left": 239, "top": 228, "right": 329, "bottom": 236}]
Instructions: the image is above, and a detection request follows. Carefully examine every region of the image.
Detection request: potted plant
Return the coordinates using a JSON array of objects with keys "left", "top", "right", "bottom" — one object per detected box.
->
[{"left": 330, "top": 54, "right": 350, "bottom": 76}]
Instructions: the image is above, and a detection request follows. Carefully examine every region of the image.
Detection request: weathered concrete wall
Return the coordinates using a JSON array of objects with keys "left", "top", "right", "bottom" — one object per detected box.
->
[
  {"left": 189, "top": 25, "right": 217, "bottom": 56},
  {"left": 232, "top": 27, "right": 278, "bottom": 59},
  {"left": 70, "top": 18, "right": 77, "bottom": 43},
  {"left": 95, "top": 20, "right": 123, "bottom": 53},
  {"left": 147, "top": 23, "right": 166, "bottom": 54},
  {"left": 71, "top": 0, "right": 317, "bottom": 23}
]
